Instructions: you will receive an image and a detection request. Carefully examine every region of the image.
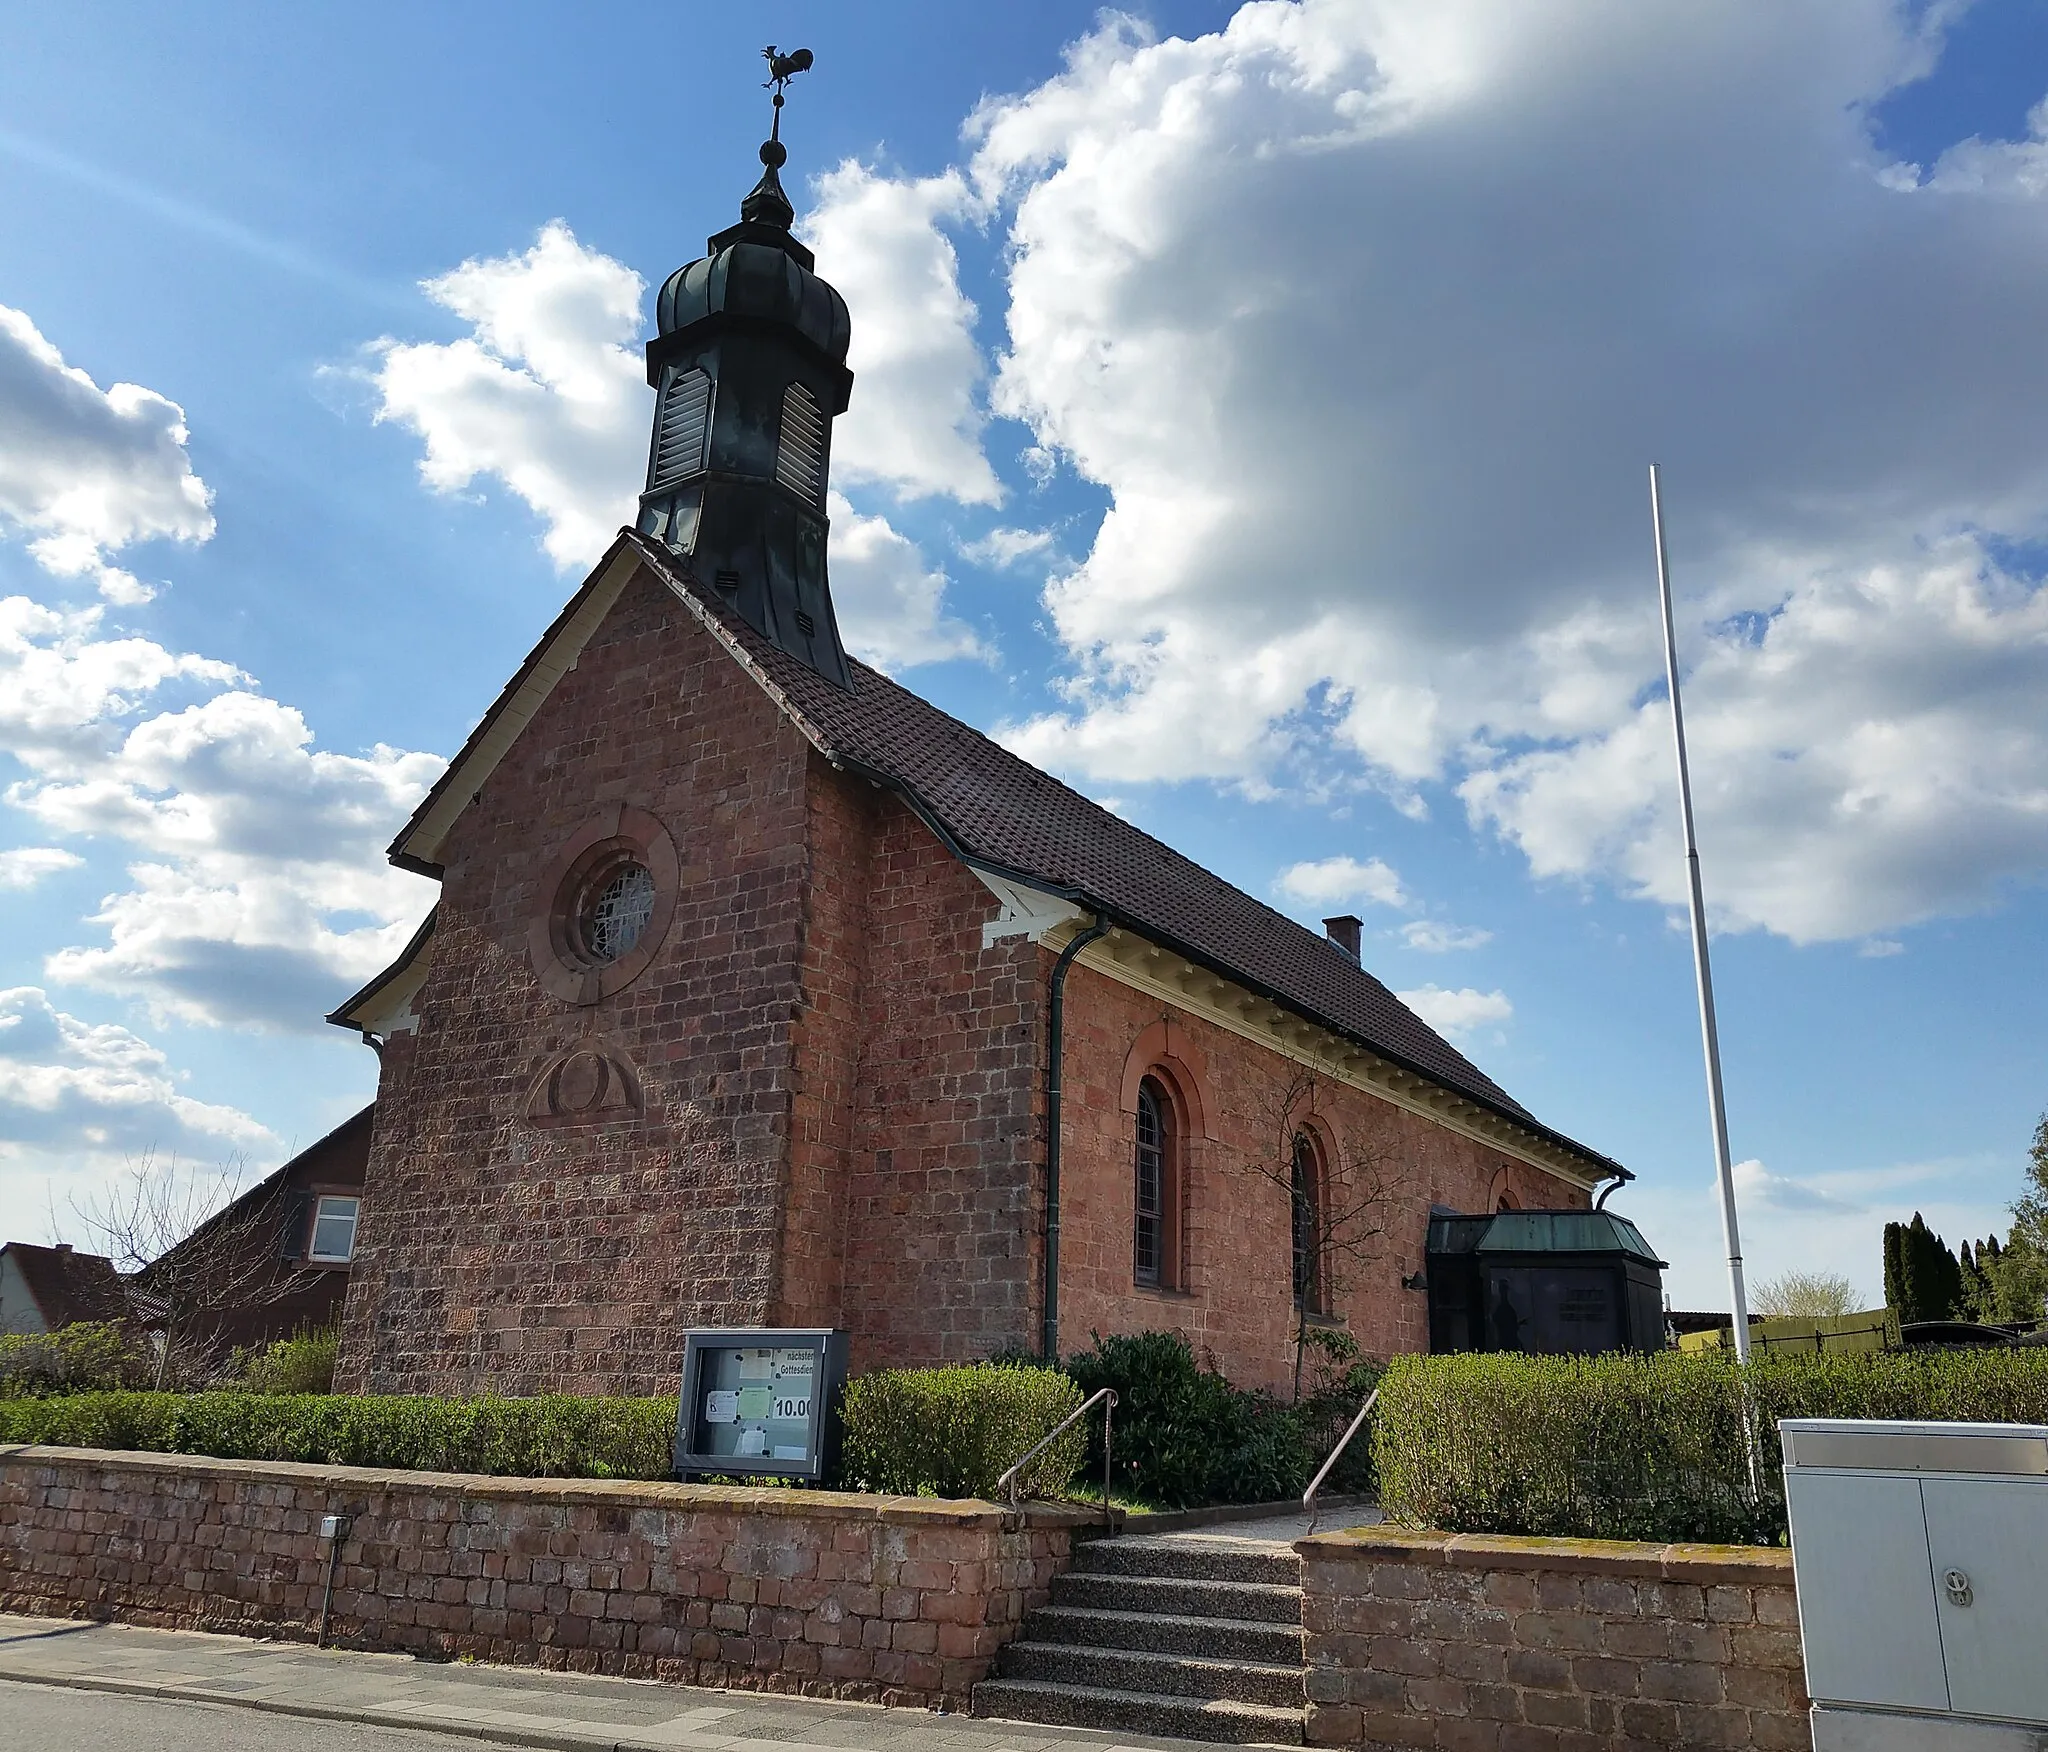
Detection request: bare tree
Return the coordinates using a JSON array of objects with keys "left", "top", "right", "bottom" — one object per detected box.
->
[
  {"left": 60, "top": 1152, "right": 315, "bottom": 1389},
  {"left": 1241, "top": 1062, "right": 1402, "bottom": 1401},
  {"left": 1750, "top": 1268, "right": 1859, "bottom": 1319}
]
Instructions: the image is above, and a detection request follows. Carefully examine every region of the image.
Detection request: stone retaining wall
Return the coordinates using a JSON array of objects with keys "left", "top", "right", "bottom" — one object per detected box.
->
[
  {"left": 0, "top": 1444, "right": 1086, "bottom": 1710},
  {"left": 1298, "top": 1525, "right": 1809, "bottom": 1751}
]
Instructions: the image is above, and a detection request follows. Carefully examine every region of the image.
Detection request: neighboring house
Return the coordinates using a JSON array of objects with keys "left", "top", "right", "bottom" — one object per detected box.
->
[
  {"left": 135, "top": 1105, "right": 374, "bottom": 1357},
  {"left": 327, "top": 122, "right": 1629, "bottom": 1401},
  {"left": 0, "top": 1242, "right": 125, "bottom": 1336}
]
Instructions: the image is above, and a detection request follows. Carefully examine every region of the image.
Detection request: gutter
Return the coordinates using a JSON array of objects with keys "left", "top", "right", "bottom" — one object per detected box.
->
[{"left": 1043, "top": 912, "right": 1110, "bottom": 1362}]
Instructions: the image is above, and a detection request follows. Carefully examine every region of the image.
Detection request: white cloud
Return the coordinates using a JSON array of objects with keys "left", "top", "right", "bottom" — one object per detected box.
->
[
  {"left": 0, "top": 304, "right": 214, "bottom": 602},
  {"left": 826, "top": 492, "right": 989, "bottom": 672},
  {"left": 960, "top": 525, "right": 1056, "bottom": 569},
  {"left": 0, "top": 847, "right": 83, "bottom": 890},
  {"left": 1400, "top": 918, "right": 1492, "bottom": 953},
  {"left": 910, "top": 1, "right": 2048, "bottom": 943},
  {"left": 1461, "top": 540, "right": 2048, "bottom": 942},
  {"left": 1, "top": 596, "right": 440, "bottom": 1032},
  {"left": 1732, "top": 1157, "right": 1865, "bottom": 1217},
  {"left": 369, "top": 221, "right": 647, "bottom": 571},
  {"left": 804, "top": 164, "right": 1000, "bottom": 505},
  {"left": 0, "top": 985, "right": 271, "bottom": 1158},
  {"left": 0, "top": 595, "right": 239, "bottom": 757},
  {"left": 1395, "top": 983, "right": 1511, "bottom": 1041},
  {"left": 1275, "top": 852, "right": 1408, "bottom": 910}
]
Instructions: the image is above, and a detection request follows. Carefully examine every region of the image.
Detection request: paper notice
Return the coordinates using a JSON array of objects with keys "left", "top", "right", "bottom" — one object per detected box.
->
[{"left": 703, "top": 1389, "right": 739, "bottom": 1425}]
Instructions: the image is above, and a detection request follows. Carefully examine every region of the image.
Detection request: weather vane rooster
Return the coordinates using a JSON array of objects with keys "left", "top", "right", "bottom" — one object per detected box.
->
[{"left": 761, "top": 45, "right": 814, "bottom": 143}]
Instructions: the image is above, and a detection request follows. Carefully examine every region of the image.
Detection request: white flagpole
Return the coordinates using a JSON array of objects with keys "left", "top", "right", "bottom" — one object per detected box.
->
[{"left": 1650, "top": 464, "right": 1753, "bottom": 1364}]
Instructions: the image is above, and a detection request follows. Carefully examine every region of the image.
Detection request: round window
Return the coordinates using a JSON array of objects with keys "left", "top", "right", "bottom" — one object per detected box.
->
[
  {"left": 529, "top": 806, "right": 678, "bottom": 1005},
  {"left": 576, "top": 860, "right": 657, "bottom": 965}
]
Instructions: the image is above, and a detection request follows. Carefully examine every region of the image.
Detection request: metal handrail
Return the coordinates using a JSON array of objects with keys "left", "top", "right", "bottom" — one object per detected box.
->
[
  {"left": 997, "top": 1386, "right": 1119, "bottom": 1530},
  {"left": 1301, "top": 1385, "right": 1379, "bottom": 1535}
]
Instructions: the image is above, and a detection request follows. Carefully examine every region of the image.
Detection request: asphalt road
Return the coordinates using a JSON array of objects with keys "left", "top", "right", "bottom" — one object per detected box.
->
[{"left": 8, "top": 1680, "right": 524, "bottom": 1751}]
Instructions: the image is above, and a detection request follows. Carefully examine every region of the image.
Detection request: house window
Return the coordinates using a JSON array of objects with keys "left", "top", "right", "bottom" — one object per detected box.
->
[
  {"left": 1134, "top": 1076, "right": 1180, "bottom": 1290},
  {"left": 308, "top": 1196, "right": 360, "bottom": 1265},
  {"left": 1291, "top": 1131, "right": 1322, "bottom": 1311}
]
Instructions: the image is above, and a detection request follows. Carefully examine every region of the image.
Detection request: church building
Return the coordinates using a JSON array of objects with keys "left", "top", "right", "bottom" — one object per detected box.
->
[{"left": 327, "top": 110, "right": 1626, "bottom": 1400}]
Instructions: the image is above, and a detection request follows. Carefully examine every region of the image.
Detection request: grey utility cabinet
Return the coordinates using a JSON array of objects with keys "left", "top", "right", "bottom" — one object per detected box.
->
[{"left": 1782, "top": 1418, "right": 2048, "bottom": 1751}]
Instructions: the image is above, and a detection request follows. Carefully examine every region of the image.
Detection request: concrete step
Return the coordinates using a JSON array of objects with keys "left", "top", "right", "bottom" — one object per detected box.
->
[
  {"left": 1020, "top": 1604, "right": 1305, "bottom": 1666},
  {"left": 1075, "top": 1537, "right": 1301, "bottom": 1586},
  {"left": 972, "top": 1677, "right": 1305, "bottom": 1745},
  {"left": 1049, "top": 1570, "right": 1304, "bottom": 1624},
  {"left": 998, "top": 1640, "right": 1305, "bottom": 1709}
]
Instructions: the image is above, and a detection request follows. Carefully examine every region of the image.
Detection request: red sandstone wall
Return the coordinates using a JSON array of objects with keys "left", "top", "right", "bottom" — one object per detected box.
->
[
  {"left": 1299, "top": 1526, "right": 1810, "bottom": 1751},
  {"left": 1054, "top": 966, "right": 1584, "bottom": 1391},
  {"left": 0, "top": 1444, "right": 1082, "bottom": 1711},
  {"left": 339, "top": 568, "right": 818, "bottom": 1396},
  {"left": 830, "top": 782, "right": 1045, "bottom": 1370}
]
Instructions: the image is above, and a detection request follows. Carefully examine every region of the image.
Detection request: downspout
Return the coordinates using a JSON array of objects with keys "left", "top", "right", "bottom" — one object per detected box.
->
[
  {"left": 1594, "top": 1164, "right": 1635, "bottom": 1210},
  {"left": 1043, "top": 912, "right": 1110, "bottom": 1362}
]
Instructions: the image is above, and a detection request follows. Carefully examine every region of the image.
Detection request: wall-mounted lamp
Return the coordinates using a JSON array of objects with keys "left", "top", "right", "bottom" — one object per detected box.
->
[{"left": 1400, "top": 1271, "right": 1427, "bottom": 1292}]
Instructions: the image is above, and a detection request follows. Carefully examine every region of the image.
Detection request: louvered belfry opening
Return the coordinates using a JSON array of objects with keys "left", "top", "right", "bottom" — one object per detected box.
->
[
  {"left": 634, "top": 118, "right": 856, "bottom": 688},
  {"left": 775, "top": 382, "right": 826, "bottom": 506},
  {"left": 647, "top": 366, "right": 712, "bottom": 490}
]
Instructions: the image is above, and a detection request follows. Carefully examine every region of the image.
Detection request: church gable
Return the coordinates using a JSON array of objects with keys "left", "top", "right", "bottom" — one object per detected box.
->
[{"left": 336, "top": 564, "right": 827, "bottom": 1395}]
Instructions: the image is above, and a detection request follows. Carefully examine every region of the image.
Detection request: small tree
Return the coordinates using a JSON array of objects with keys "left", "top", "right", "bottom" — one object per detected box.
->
[
  {"left": 1750, "top": 1269, "right": 1858, "bottom": 1319},
  {"left": 1242, "top": 1063, "right": 1399, "bottom": 1401},
  {"left": 1996, "top": 1110, "right": 2048, "bottom": 1323},
  {"left": 60, "top": 1153, "right": 313, "bottom": 1389}
]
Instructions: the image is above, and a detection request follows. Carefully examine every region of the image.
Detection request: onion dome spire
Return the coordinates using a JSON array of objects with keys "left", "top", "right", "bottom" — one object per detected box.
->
[{"left": 636, "top": 48, "right": 854, "bottom": 690}]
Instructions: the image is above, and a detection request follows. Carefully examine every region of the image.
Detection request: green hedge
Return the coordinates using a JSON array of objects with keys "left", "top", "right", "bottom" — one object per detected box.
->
[
  {"left": 839, "top": 1363, "right": 1084, "bottom": 1499},
  {"left": 1375, "top": 1348, "right": 2048, "bottom": 1545},
  {"left": 0, "top": 1391, "right": 674, "bottom": 1479}
]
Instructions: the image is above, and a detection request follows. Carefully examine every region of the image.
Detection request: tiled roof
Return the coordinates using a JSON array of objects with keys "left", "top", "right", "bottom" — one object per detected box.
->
[
  {"left": 3, "top": 1243, "right": 126, "bottom": 1328},
  {"left": 623, "top": 535, "right": 1619, "bottom": 1174}
]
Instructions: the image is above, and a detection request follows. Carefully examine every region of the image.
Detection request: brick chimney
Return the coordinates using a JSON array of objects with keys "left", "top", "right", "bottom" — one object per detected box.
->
[{"left": 1324, "top": 915, "right": 1362, "bottom": 961}]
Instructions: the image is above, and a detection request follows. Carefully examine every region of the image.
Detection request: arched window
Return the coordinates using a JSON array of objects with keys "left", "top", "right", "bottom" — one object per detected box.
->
[
  {"left": 1134, "top": 1076, "right": 1180, "bottom": 1289},
  {"left": 775, "top": 381, "right": 826, "bottom": 506},
  {"left": 1291, "top": 1130, "right": 1322, "bottom": 1312}
]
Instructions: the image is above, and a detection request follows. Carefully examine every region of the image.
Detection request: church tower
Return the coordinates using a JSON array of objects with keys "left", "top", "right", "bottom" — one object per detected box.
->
[{"left": 636, "top": 52, "right": 854, "bottom": 688}]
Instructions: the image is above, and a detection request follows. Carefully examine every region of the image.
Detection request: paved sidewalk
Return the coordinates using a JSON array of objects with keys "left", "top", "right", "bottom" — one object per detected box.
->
[{"left": 0, "top": 1614, "right": 1278, "bottom": 1752}]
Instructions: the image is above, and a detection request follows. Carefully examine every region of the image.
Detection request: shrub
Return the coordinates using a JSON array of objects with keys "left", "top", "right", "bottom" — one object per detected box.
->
[
  {"left": 1293, "top": 1326, "right": 1384, "bottom": 1497},
  {"left": 234, "top": 1327, "right": 339, "bottom": 1395},
  {"left": 1065, "top": 1330, "right": 1314, "bottom": 1508},
  {"left": 839, "top": 1363, "right": 1084, "bottom": 1499},
  {"left": 1375, "top": 1347, "right": 2048, "bottom": 1545},
  {"left": 0, "top": 1323, "right": 148, "bottom": 1397},
  {"left": 0, "top": 1391, "right": 676, "bottom": 1479}
]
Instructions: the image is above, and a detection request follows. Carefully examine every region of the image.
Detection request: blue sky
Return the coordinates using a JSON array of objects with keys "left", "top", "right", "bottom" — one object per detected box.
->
[{"left": 3, "top": 0, "right": 2046, "bottom": 1311}]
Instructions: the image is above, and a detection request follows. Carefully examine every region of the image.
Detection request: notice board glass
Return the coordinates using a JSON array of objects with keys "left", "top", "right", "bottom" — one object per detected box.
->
[{"left": 672, "top": 1328, "right": 848, "bottom": 1481}]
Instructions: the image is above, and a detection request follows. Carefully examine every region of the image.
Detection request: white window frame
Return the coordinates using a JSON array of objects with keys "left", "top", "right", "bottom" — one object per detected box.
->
[{"left": 307, "top": 1194, "right": 360, "bottom": 1265}]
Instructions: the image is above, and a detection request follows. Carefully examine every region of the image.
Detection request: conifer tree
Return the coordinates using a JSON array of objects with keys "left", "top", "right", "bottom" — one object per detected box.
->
[{"left": 1883, "top": 1213, "right": 1965, "bottom": 1324}]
